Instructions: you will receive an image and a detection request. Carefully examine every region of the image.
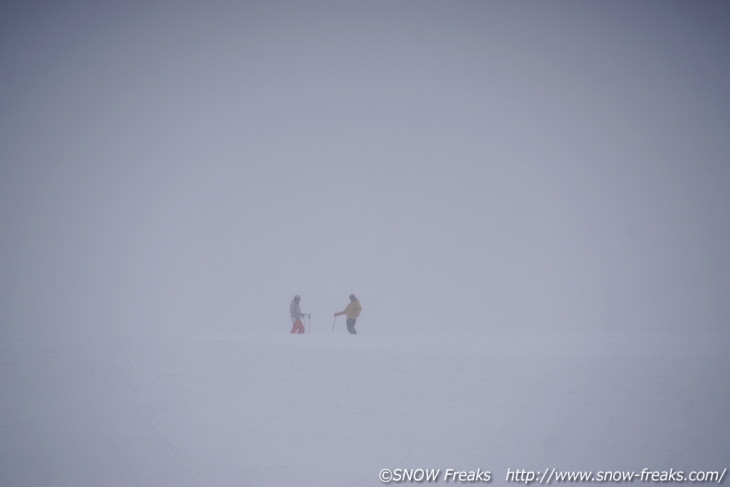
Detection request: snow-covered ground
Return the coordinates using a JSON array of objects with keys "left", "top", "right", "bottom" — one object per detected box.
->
[{"left": 1, "top": 330, "right": 727, "bottom": 486}]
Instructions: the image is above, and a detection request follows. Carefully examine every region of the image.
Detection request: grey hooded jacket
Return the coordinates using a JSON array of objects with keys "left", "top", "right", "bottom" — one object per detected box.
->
[{"left": 290, "top": 299, "right": 304, "bottom": 321}]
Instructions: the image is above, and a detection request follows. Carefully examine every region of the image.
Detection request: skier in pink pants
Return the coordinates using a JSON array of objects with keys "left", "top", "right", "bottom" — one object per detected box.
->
[{"left": 290, "top": 295, "right": 307, "bottom": 334}]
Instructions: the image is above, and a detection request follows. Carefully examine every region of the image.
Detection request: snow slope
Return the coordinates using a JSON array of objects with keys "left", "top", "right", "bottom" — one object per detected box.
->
[{"left": 1, "top": 331, "right": 728, "bottom": 486}]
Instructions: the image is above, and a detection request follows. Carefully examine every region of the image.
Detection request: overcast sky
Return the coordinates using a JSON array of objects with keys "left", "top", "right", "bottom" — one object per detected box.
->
[{"left": 1, "top": 0, "right": 729, "bottom": 340}]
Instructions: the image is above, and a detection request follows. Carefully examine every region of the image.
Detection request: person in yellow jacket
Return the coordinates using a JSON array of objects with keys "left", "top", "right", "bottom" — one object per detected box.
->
[{"left": 334, "top": 294, "right": 362, "bottom": 334}]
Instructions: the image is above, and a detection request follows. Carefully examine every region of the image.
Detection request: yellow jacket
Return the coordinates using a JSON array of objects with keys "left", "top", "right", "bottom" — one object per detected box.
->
[{"left": 336, "top": 299, "right": 361, "bottom": 320}]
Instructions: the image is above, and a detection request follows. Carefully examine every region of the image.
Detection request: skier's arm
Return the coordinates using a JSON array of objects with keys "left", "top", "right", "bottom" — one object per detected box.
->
[{"left": 335, "top": 303, "right": 352, "bottom": 317}]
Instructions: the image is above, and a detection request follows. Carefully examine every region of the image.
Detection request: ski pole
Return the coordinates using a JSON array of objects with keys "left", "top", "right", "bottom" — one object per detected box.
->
[
  {"left": 308, "top": 314, "right": 311, "bottom": 333},
  {"left": 332, "top": 316, "right": 337, "bottom": 333}
]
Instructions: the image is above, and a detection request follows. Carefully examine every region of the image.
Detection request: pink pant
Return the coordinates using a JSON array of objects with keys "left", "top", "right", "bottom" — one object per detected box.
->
[{"left": 290, "top": 318, "right": 305, "bottom": 334}]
